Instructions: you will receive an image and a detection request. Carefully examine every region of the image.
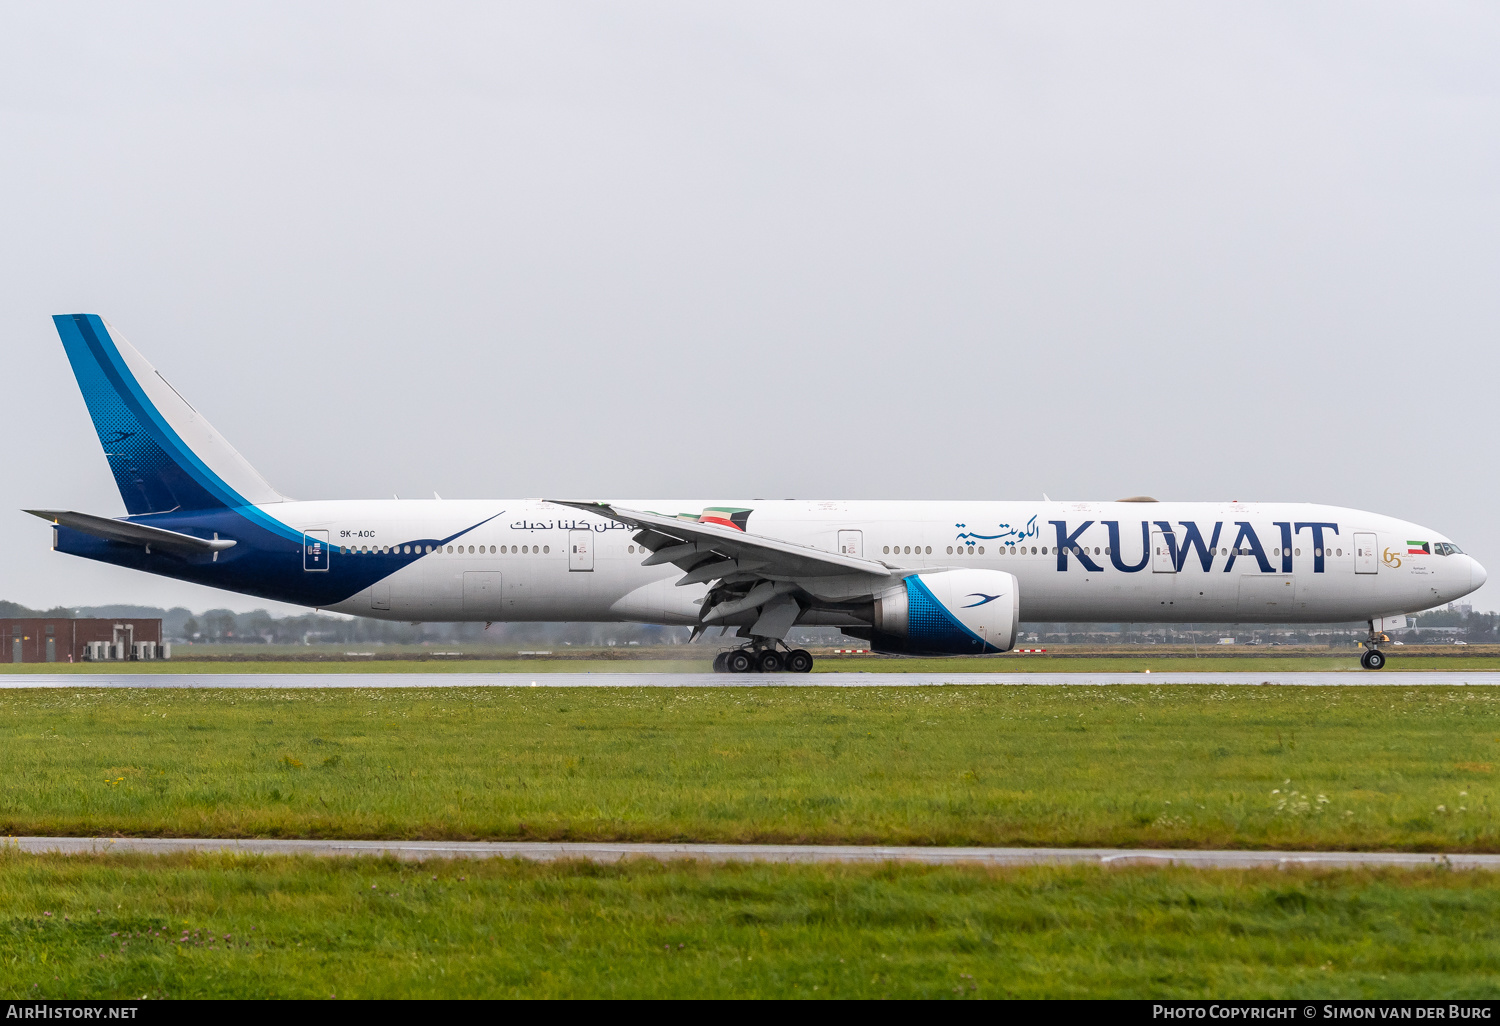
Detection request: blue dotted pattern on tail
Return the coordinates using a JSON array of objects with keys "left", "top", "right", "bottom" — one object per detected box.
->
[
  {"left": 905, "top": 575, "right": 997, "bottom": 654},
  {"left": 55, "top": 315, "right": 224, "bottom": 516}
]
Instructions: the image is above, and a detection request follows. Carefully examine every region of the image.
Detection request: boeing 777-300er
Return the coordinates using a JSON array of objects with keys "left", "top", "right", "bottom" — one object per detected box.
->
[{"left": 28, "top": 315, "right": 1487, "bottom": 672}]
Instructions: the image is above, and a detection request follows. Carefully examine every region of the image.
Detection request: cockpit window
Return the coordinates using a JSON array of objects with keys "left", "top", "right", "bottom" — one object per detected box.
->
[{"left": 1435, "top": 542, "right": 1464, "bottom": 556}]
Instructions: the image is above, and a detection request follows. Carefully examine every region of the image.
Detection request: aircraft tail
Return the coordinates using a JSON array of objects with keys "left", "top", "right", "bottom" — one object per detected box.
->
[{"left": 52, "top": 314, "right": 285, "bottom": 515}]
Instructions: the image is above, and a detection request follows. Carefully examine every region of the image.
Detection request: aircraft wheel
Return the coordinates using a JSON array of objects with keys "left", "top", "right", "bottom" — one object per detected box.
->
[
  {"left": 1365, "top": 649, "right": 1386, "bottom": 670},
  {"left": 784, "top": 649, "right": 814, "bottom": 674},
  {"left": 755, "top": 649, "right": 783, "bottom": 673},
  {"left": 725, "top": 650, "right": 754, "bottom": 674},
  {"left": 712, "top": 651, "right": 728, "bottom": 673}
]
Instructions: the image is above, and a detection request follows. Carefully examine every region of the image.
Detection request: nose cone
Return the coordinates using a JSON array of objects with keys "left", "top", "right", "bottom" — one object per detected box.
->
[{"left": 1473, "top": 557, "right": 1488, "bottom": 592}]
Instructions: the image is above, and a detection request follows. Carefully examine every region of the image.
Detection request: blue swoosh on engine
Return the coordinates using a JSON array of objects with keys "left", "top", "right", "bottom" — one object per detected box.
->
[{"left": 962, "top": 592, "right": 1002, "bottom": 607}]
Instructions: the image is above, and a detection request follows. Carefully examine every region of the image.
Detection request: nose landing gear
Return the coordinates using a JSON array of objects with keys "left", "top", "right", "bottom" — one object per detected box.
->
[{"left": 711, "top": 642, "right": 814, "bottom": 674}]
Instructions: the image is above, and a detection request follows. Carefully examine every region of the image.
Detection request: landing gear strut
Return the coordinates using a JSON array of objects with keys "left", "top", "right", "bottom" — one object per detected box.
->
[
  {"left": 1360, "top": 625, "right": 1390, "bottom": 670},
  {"left": 712, "top": 640, "right": 813, "bottom": 674}
]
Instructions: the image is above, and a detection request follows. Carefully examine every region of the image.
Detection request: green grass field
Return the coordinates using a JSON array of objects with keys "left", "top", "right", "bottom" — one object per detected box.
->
[
  {"left": 5, "top": 653, "right": 1500, "bottom": 673},
  {"left": 3, "top": 851, "right": 1499, "bottom": 998},
  {"left": 2, "top": 685, "right": 1499, "bottom": 850}
]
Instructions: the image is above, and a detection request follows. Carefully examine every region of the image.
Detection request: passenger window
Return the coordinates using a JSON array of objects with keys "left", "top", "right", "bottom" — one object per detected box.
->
[
  {"left": 978, "top": 546, "right": 985, "bottom": 555},
  {"left": 1041, "top": 547, "right": 1048, "bottom": 555},
  {"left": 1295, "top": 548, "right": 1300, "bottom": 556},
  {"left": 883, "top": 546, "right": 890, "bottom": 554},
  {"left": 946, "top": 546, "right": 953, "bottom": 554},
  {"left": 924, "top": 546, "right": 931, "bottom": 554},
  {"left": 544, "top": 546, "right": 550, "bottom": 554}
]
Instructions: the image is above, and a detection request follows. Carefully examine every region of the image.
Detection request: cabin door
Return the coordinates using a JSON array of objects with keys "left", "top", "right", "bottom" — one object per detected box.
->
[
  {"left": 568, "top": 530, "right": 594, "bottom": 571},
  {"left": 303, "top": 530, "right": 329, "bottom": 571},
  {"left": 1151, "top": 530, "right": 1176, "bottom": 573},
  {"left": 1354, "top": 532, "right": 1378, "bottom": 574},
  {"left": 838, "top": 530, "right": 863, "bottom": 558}
]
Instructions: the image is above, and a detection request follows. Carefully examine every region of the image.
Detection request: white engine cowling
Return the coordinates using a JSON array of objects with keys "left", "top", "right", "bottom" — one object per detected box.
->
[{"left": 869, "top": 569, "right": 1019, "bottom": 655}]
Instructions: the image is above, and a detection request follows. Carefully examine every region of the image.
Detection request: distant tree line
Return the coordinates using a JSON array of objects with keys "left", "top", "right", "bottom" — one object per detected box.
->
[
  {"left": 1023, "top": 606, "right": 1500, "bottom": 646},
  {"left": 0, "top": 599, "right": 696, "bottom": 647},
  {"left": 2, "top": 599, "right": 1494, "bottom": 647}
]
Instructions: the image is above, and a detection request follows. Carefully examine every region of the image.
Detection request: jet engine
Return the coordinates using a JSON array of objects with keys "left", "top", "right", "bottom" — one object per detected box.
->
[{"left": 863, "top": 569, "right": 1019, "bottom": 655}]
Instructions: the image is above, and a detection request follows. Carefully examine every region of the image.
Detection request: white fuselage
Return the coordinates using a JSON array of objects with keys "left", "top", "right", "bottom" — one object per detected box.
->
[{"left": 286, "top": 498, "right": 1482, "bottom": 625}]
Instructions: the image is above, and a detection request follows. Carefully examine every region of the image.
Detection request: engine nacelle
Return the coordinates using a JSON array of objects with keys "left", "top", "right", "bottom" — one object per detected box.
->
[{"left": 868, "top": 569, "right": 1019, "bottom": 655}]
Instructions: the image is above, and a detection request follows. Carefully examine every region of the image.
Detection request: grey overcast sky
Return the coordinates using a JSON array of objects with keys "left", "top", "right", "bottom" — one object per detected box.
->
[{"left": 2, "top": 2, "right": 1498, "bottom": 615}]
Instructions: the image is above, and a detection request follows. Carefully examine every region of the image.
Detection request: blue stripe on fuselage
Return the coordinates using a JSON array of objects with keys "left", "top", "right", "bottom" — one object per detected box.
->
[{"left": 52, "top": 507, "right": 507, "bottom": 608}]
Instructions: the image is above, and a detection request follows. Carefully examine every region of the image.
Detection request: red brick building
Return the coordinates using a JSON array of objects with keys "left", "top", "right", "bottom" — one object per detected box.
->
[{"left": 1, "top": 619, "right": 165, "bottom": 663}]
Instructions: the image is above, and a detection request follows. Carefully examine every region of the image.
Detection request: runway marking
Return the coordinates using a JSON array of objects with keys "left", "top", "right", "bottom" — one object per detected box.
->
[
  {"left": 3, "top": 836, "right": 1493, "bottom": 869},
  {"left": 0, "top": 671, "right": 1498, "bottom": 688}
]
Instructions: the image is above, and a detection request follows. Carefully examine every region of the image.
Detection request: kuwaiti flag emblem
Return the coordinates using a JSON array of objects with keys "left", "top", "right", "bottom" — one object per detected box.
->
[
  {"left": 699, "top": 507, "right": 753, "bottom": 531},
  {"left": 1407, "top": 541, "right": 1430, "bottom": 555}
]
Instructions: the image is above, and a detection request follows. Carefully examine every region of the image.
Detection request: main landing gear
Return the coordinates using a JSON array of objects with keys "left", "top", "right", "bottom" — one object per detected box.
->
[
  {"left": 712, "top": 642, "right": 814, "bottom": 674},
  {"left": 1360, "top": 628, "right": 1391, "bottom": 670}
]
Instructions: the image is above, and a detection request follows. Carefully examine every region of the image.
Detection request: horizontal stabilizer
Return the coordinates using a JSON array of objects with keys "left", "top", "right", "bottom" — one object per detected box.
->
[{"left": 26, "top": 509, "right": 237, "bottom": 554}]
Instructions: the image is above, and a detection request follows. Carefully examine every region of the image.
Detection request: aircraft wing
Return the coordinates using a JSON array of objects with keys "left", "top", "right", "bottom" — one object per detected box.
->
[
  {"left": 548, "top": 500, "right": 891, "bottom": 582},
  {"left": 547, "top": 500, "right": 927, "bottom": 640},
  {"left": 25, "top": 509, "right": 238, "bottom": 554}
]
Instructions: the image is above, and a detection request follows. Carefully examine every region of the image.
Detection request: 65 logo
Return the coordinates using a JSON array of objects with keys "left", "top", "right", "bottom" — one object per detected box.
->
[{"left": 1383, "top": 548, "right": 1403, "bottom": 569}]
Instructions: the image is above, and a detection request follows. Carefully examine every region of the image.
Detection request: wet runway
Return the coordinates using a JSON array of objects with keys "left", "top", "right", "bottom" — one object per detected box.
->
[
  {"left": 1, "top": 670, "right": 1498, "bottom": 687},
  {"left": 5, "top": 835, "right": 1494, "bottom": 870}
]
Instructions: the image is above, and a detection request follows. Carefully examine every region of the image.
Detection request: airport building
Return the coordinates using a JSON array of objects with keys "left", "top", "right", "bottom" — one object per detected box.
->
[{"left": 2, "top": 618, "right": 167, "bottom": 663}]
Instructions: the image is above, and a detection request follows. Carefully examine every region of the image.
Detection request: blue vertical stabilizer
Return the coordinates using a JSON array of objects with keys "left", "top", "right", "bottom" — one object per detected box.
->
[{"left": 53, "top": 314, "right": 284, "bottom": 515}]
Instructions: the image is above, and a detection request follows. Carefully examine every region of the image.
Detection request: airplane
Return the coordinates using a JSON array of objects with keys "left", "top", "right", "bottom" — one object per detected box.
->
[{"left": 27, "top": 314, "right": 1486, "bottom": 672}]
